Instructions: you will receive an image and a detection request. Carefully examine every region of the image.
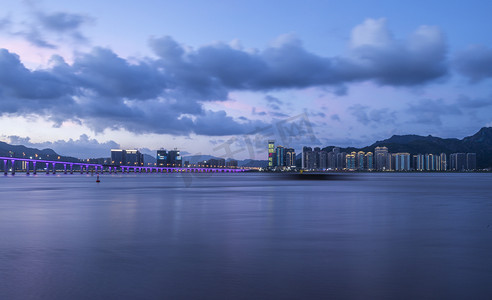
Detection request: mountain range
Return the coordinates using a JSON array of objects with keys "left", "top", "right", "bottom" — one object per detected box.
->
[
  {"left": 321, "top": 127, "right": 492, "bottom": 169},
  {"left": 1, "top": 127, "right": 492, "bottom": 169}
]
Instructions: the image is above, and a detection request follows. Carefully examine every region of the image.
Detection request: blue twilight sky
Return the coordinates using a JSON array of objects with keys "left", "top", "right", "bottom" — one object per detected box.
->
[{"left": 1, "top": 0, "right": 492, "bottom": 159}]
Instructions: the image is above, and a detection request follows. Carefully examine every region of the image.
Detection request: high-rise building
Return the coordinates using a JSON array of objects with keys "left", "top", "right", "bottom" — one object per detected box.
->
[
  {"left": 440, "top": 153, "right": 447, "bottom": 171},
  {"left": 413, "top": 154, "right": 424, "bottom": 171},
  {"left": 375, "top": 147, "right": 388, "bottom": 171},
  {"left": 466, "top": 153, "right": 477, "bottom": 170},
  {"left": 319, "top": 151, "right": 328, "bottom": 170},
  {"left": 450, "top": 153, "right": 466, "bottom": 171},
  {"left": 268, "top": 141, "right": 275, "bottom": 168},
  {"left": 111, "top": 149, "right": 143, "bottom": 166},
  {"left": 111, "top": 149, "right": 125, "bottom": 165},
  {"left": 167, "top": 149, "right": 182, "bottom": 167},
  {"left": 276, "top": 146, "right": 286, "bottom": 167},
  {"left": 327, "top": 151, "right": 337, "bottom": 170},
  {"left": 313, "top": 147, "right": 321, "bottom": 169},
  {"left": 157, "top": 150, "right": 168, "bottom": 166},
  {"left": 394, "top": 153, "right": 411, "bottom": 171},
  {"left": 356, "top": 151, "right": 365, "bottom": 170},
  {"left": 302, "top": 146, "right": 312, "bottom": 169},
  {"left": 365, "top": 152, "right": 373, "bottom": 170},
  {"left": 338, "top": 152, "right": 347, "bottom": 170},
  {"left": 286, "top": 148, "right": 296, "bottom": 168},
  {"left": 125, "top": 150, "right": 144, "bottom": 166},
  {"left": 346, "top": 153, "right": 356, "bottom": 170}
]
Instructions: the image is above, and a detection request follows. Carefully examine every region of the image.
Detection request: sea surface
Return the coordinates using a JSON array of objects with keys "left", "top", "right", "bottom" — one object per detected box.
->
[{"left": 0, "top": 172, "right": 491, "bottom": 299}]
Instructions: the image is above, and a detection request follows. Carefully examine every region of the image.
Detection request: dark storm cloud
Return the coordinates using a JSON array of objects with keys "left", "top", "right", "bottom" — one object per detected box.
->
[
  {"left": 37, "top": 11, "right": 89, "bottom": 32},
  {"left": 348, "top": 104, "right": 396, "bottom": 125},
  {"left": 149, "top": 21, "right": 448, "bottom": 96},
  {"left": 454, "top": 45, "right": 492, "bottom": 82},
  {"left": 0, "top": 47, "right": 264, "bottom": 136},
  {"left": 72, "top": 47, "right": 167, "bottom": 100},
  {"left": 406, "top": 98, "right": 462, "bottom": 125},
  {"left": 0, "top": 19, "right": 453, "bottom": 136}
]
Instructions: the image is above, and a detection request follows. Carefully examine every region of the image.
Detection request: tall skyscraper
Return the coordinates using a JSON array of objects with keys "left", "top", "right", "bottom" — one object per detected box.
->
[
  {"left": 157, "top": 150, "right": 168, "bottom": 166},
  {"left": 365, "top": 152, "right": 374, "bottom": 170},
  {"left": 450, "top": 153, "right": 466, "bottom": 171},
  {"left": 440, "top": 153, "right": 447, "bottom": 171},
  {"left": 356, "top": 151, "right": 365, "bottom": 170},
  {"left": 375, "top": 147, "right": 388, "bottom": 171},
  {"left": 268, "top": 140, "right": 275, "bottom": 168},
  {"left": 466, "top": 153, "right": 477, "bottom": 170},
  {"left": 302, "top": 146, "right": 312, "bottom": 169},
  {"left": 394, "top": 153, "right": 410, "bottom": 171},
  {"left": 276, "top": 146, "right": 286, "bottom": 167},
  {"left": 346, "top": 152, "right": 356, "bottom": 170},
  {"left": 319, "top": 151, "right": 328, "bottom": 170},
  {"left": 286, "top": 148, "right": 296, "bottom": 168}
]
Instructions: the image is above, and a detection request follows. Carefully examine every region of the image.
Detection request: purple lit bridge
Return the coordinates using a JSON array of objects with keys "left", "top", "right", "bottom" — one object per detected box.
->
[{"left": 1, "top": 156, "right": 247, "bottom": 175}]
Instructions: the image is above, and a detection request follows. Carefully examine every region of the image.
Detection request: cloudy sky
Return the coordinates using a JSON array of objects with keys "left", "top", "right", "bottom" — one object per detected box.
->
[{"left": 1, "top": 0, "right": 492, "bottom": 159}]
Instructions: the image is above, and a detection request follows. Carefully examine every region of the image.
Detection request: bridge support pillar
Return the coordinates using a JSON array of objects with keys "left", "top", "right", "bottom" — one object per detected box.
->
[
  {"left": 64, "top": 164, "right": 67, "bottom": 174},
  {"left": 70, "top": 164, "right": 73, "bottom": 174},
  {"left": 33, "top": 162, "right": 37, "bottom": 175},
  {"left": 11, "top": 160, "right": 15, "bottom": 175},
  {"left": 26, "top": 161, "right": 30, "bottom": 175},
  {"left": 52, "top": 163, "right": 56, "bottom": 174},
  {"left": 46, "top": 163, "right": 50, "bottom": 174},
  {"left": 4, "top": 160, "right": 7, "bottom": 175}
]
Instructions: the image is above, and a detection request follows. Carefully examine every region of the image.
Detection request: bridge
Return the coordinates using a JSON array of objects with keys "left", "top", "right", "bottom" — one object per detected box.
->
[{"left": 0, "top": 156, "right": 247, "bottom": 175}]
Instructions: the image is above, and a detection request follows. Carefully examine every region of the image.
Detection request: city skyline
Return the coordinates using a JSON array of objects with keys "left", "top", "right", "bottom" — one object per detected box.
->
[{"left": 1, "top": 1, "right": 492, "bottom": 159}]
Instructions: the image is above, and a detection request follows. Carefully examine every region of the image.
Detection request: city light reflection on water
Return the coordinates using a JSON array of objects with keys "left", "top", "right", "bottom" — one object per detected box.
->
[{"left": 0, "top": 173, "right": 491, "bottom": 299}]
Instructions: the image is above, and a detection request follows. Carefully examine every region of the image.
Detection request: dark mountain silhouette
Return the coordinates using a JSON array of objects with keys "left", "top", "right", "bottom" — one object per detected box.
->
[
  {"left": 322, "top": 127, "right": 492, "bottom": 169},
  {"left": 0, "top": 141, "right": 81, "bottom": 163},
  {"left": 1, "top": 127, "right": 491, "bottom": 169}
]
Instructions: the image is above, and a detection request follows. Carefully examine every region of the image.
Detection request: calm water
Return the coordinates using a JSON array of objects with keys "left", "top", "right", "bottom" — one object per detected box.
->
[{"left": 0, "top": 172, "right": 491, "bottom": 299}]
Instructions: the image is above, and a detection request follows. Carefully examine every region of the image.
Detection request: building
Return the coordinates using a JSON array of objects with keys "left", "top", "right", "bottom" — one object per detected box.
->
[
  {"left": 337, "top": 152, "right": 347, "bottom": 170},
  {"left": 302, "top": 146, "right": 313, "bottom": 169},
  {"left": 111, "top": 149, "right": 143, "bottom": 166},
  {"left": 466, "top": 153, "right": 477, "bottom": 170},
  {"left": 413, "top": 154, "right": 424, "bottom": 171},
  {"left": 111, "top": 149, "right": 125, "bottom": 165},
  {"left": 319, "top": 151, "right": 328, "bottom": 170},
  {"left": 450, "top": 153, "right": 466, "bottom": 171},
  {"left": 285, "top": 148, "right": 296, "bottom": 168},
  {"left": 226, "top": 160, "right": 238, "bottom": 167},
  {"left": 394, "top": 153, "right": 411, "bottom": 171},
  {"left": 207, "top": 158, "right": 226, "bottom": 167},
  {"left": 125, "top": 150, "right": 144, "bottom": 166},
  {"left": 440, "top": 153, "right": 447, "bottom": 171},
  {"left": 268, "top": 140, "right": 275, "bottom": 168},
  {"left": 356, "top": 151, "right": 365, "bottom": 170},
  {"left": 327, "top": 151, "right": 337, "bottom": 170},
  {"left": 276, "top": 146, "right": 286, "bottom": 167},
  {"left": 346, "top": 152, "right": 356, "bottom": 170},
  {"left": 157, "top": 149, "right": 182, "bottom": 167},
  {"left": 365, "top": 152, "right": 374, "bottom": 170},
  {"left": 157, "top": 150, "right": 168, "bottom": 166},
  {"left": 375, "top": 147, "right": 388, "bottom": 171},
  {"left": 167, "top": 149, "right": 182, "bottom": 167}
]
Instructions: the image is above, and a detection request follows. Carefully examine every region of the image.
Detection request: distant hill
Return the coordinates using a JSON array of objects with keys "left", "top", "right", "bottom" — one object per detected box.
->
[
  {"left": 2, "top": 127, "right": 491, "bottom": 168},
  {"left": 322, "top": 127, "right": 492, "bottom": 169},
  {"left": 0, "top": 141, "right": 81, "bottom": 163}
]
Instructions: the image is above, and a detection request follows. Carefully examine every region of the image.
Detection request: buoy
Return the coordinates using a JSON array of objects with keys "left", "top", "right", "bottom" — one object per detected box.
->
[{"left": 96, "top": 174, "right": 100, "bottom": 183}]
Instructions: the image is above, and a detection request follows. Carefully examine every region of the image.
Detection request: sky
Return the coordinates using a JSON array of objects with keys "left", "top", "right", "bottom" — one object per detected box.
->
[{"left": 1, "top": 0, "right": 492, "bottom": 159}]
